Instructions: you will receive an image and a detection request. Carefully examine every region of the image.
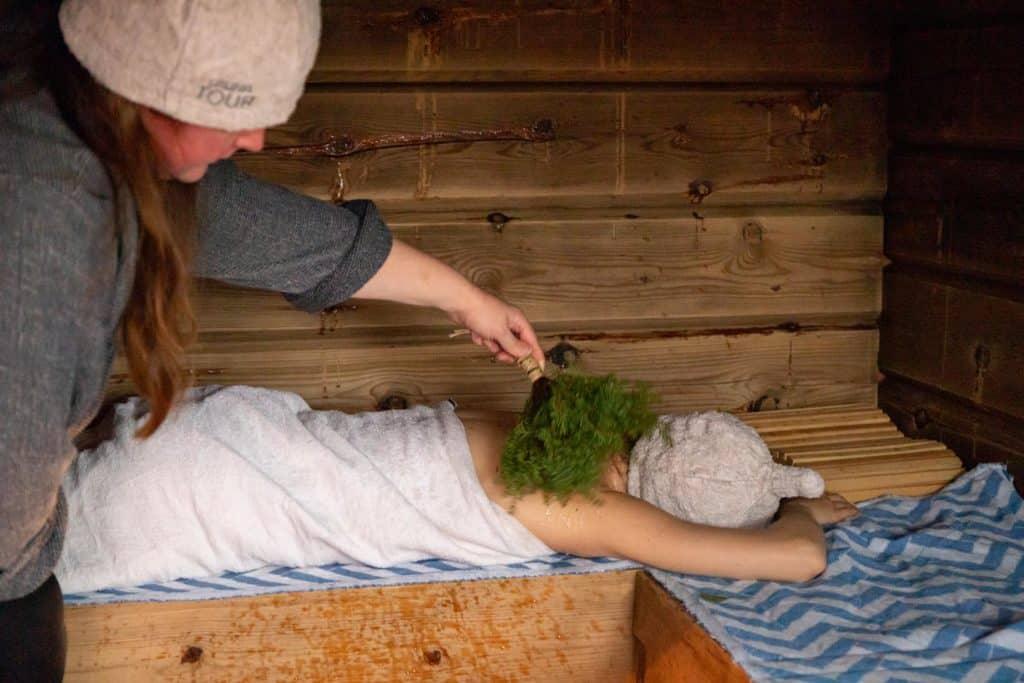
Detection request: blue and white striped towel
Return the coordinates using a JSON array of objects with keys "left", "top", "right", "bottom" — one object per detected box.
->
[
  {"left": 64, "top": 553, "right": 639, "bottom": 605},
  {"left": 652, "top": 464, "right": 1024, "bottom": 682}
]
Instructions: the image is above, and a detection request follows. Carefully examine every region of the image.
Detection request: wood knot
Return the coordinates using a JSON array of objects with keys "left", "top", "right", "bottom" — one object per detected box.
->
[
  {"left": 413, "top": 6, "right": 441, "bottom": 26},
  {"left": 376, "top": 395, "right": 409, "bottom": 411},
  {"left": 742, "top": 221, "right": 764, "bottom": 244},
  {"left": 487, "top": 212, "right": 511, "bottom": 233},
  {"left": 532, "top": 118, "right": 556, "bottom": 138},
  {"left": 423, "top": 647, "right": 445, "bottom": 665},
  {"left": 747, "top": 394, "right": 781, "bottom": 412},
  {"left": 738, "top": 221, "right": 766, "bottom": 266},
  {"left": 974, "top": 344, "right": 991, "bottom": 372},
  {"left": 547, "top": 342, "right": 582, "bottom": 369},
  {"left": 688, "top": 180, "right": 713, "bottom": 204},
  {"left": 181, "top": 645, "right": 203, "bottom": 664},
  {"left": 670, "top": 123, "right": 691, "bottom": 148}
]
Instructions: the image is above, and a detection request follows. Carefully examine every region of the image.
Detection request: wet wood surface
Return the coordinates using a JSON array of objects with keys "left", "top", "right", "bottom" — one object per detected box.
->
[{"left": 65, "top": 571, "right": 639, "bottom": 682}]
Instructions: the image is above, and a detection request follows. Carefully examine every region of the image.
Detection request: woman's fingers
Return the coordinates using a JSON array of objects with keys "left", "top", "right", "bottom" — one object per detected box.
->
[
  {"left": 454, "top": 292, "right": 545, "bottom": 366},
  {"left": 507, "top": 312, "right": 545, "bottom": 368}
]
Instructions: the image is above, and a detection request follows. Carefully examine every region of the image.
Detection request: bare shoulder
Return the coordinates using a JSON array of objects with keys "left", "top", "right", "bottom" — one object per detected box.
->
[{"left": 457, "top": 409, "right": 516, "bottom": 504}]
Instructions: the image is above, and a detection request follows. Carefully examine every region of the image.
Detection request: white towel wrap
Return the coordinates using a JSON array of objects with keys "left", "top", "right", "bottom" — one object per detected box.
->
[{"left": 56, "top": 385, "right": 551, "bottom": 593}]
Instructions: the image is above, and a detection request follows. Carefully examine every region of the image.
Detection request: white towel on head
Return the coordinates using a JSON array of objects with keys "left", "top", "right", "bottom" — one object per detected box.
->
[{"left": 56, "top": 385, "right": 550, "bottom": 593}]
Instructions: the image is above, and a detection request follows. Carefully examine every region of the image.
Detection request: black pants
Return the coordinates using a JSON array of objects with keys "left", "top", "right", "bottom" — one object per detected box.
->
[{"left": 0, "top": 575, "right": 66, "bottom": 682}]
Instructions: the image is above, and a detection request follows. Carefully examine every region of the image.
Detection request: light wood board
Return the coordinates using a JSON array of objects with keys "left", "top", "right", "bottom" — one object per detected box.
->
[
  {"left": 108, "top": 328, "right": 879, "bottom": 414},
  {"left": 236, "top": 89, "right": 885, "bottom": 210},
  {"left": 65, "top": 571, "right": 638, "bottom": 682},
  {"left": 193, "top": 212, "right": 884, "bottom": 333}
]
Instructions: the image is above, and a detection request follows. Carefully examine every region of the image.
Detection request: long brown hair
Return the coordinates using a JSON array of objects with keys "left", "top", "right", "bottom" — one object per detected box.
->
[{"left": 3, "top": 1, "right": 196, "bottom": 437}]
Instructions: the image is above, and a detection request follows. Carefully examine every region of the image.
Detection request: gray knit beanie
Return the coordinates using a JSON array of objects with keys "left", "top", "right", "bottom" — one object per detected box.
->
[{"left": 58, "top": 0, "right": 320, "bottom": 130}]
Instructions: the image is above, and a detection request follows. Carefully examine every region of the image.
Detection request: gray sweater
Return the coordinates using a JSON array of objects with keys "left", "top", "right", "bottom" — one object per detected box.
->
[{"left": 0, "top": 84, "right": 393, "bottom": 600}]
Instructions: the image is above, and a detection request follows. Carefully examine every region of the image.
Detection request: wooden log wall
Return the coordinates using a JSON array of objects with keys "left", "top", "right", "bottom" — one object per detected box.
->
[
  {"left": 110, "top": 0, "right": 892, "bottom": 416},
  {"left": 880, "top": 1, "right": 1024, "bottom": 470}
]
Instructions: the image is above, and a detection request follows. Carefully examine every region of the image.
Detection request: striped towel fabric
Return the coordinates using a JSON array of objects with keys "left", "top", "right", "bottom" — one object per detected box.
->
[
  {"left": 64, "top": 553, "right": 638, "bottom": 605},
  {"left": 652, "top": 464, "right": 1024, "bottom": 682}
]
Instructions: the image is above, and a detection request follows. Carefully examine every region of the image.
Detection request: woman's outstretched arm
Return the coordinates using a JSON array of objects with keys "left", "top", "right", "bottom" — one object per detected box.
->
[
  {"left": 462, "top": 412, "right": 857, "bottom": 583},
  {"left": 507, "top": 488, "right": 856, "bottom": 582}
]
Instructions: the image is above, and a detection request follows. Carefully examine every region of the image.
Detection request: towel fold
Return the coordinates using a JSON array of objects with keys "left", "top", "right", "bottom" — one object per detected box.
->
[{"left": 56, "top": 386, "right": 550, "bottom": 593}]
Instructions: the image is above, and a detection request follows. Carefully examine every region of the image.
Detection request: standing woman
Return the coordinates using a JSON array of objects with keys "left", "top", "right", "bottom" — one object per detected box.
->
[{"left": 0, "top": 1, "right": 545, "bottom": 679}]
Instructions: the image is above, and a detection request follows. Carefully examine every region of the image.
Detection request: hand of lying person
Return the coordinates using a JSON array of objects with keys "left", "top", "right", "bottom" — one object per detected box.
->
[{"left": 782, "top": 492, "right": 859, "bottom": 526}]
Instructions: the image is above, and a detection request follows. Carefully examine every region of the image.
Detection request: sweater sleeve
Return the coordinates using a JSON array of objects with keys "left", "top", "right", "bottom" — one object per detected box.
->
[
  {"left": 0, "top": 177, "right": 80, "bottom": 600},
  {"left": 194, "top": 159, "right": 393, "bottom": 312}
]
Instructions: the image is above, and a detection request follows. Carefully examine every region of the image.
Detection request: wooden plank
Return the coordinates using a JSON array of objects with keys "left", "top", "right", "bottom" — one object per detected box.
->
[
  {"left": 747, "top": 425, "right": 901, "bottom": 445},
  {"left": 886, "top": 153, "right": 1024, "bottom": 285},
  {"left": 65, "top": 571, "right": 638, "bottom": 682},
  {"left": 622, "top": 91, "right": 885, "bottom": 204},
  {"left": 107, "top": 329, "right": 879, "bottom": 414},
  {"left": 840, "top": 481, "right": 961, "bottom": 502},
  {"left": 889, "top": 153, "right": 1024, "bottom": 202},
  {"left": 194, "top": 213, "right": 883, "bottom": 333},
  {"left": 879, "top": 271, "right": 947, "bottom": 388},
  {"left": 632, "top": 572, "right": 748, "bottom": 683},
  {"left": 880, "top": 375, "right": 1024, "bottom": 465},
  {"left": 317, "top": 0, "right": 618, "bottom": 83},
  {"left": 890, "top": 26, "right": 1024, "bottom": 149},
  {"left": 782, "top": 441, "right": 950, "bottom": 459},
  {"left": 942, "top": 286, "right": 1024, "bottom": 419},
  {"left": 895, "top": 0, "right": 1024, "bottom": 24},
  {"left": 752, "top": 405, "right": 964, "bottom": 501},
  {"left": 236, "top": 89, "right": 885, "bottom": 209},
  {"left": 626, "top": 0, "right": 889, "bottom": 84},
  {"left": 312, "top": 0, "right": 889, "bottom": 84},
  {"left": 885, "top": 199, "right": 1024, "bottom": 286},
  {"left": 881, "top": 271, "right": 1024, "bottom": 421}
]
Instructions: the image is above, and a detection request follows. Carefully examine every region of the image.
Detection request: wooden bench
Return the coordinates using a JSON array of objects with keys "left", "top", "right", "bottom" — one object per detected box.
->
[{"left": 64, "top": 405, "right": 963, "bottom": 682}]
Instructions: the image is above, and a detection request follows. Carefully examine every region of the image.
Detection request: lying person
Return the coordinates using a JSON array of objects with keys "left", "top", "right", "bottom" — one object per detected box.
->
[{"left": 57, "top": 386, "right": 857, "bottom": 593}]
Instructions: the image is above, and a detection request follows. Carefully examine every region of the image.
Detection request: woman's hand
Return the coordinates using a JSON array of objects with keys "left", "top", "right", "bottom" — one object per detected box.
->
[
  {"left": 781, "top": 492, "right": 859, "bottom": 526},
  {"left": 352, "top": 238, "right": 546, "bottom": 366},
  {"left": 447, "top": 287, "right": 546, "bottom": 367}
]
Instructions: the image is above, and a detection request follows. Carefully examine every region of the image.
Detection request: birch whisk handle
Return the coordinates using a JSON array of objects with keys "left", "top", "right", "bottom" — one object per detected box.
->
[{"left": 517, "top": 355, "right": 545, "bottom": 383}]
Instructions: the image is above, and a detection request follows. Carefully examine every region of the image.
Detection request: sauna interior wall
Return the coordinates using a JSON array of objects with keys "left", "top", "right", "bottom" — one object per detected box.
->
[
  {"left": 880, "top": 1, "right": 1024, "bottom": 472},
  {"left": 110, "top": 1, "right": 892, "bottom": 419}
]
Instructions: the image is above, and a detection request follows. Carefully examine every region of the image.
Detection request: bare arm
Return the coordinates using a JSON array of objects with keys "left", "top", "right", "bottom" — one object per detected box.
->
[
  {"left": 508, "top": 489, "right": 831, "bottom": 582},
  {"left": 462, "top": 412, "right": 854, "bottom": 583},
  {"left": 352, "top": 238, "right": 545, "bottom": 366}
]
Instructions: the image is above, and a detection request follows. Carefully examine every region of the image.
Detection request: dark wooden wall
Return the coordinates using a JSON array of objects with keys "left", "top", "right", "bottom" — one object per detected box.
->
[
  {"left": 108, "top": 1, "right": 891, "bottom": 418},
  {"left": 880, "top": 1, "right": 1024, "bottom": 470}
]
